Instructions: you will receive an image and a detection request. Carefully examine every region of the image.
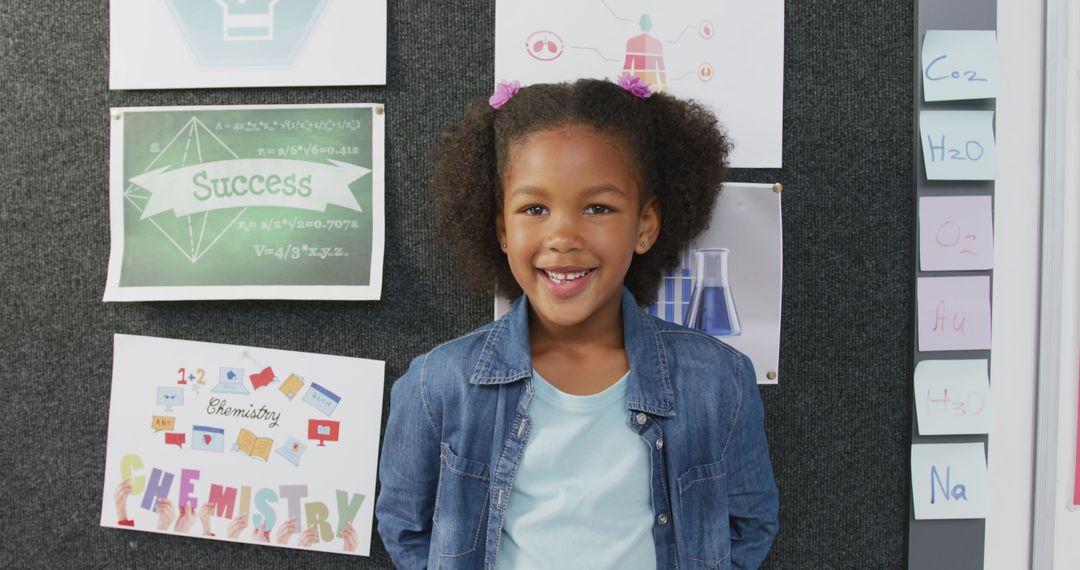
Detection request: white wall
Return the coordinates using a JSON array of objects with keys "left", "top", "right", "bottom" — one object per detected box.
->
[
  {"left": 1050, "top": 0, "right": 1080, "bottom": 566},
  {"left": 985, "top": 0, "right": 1044, "bottom": 568}
]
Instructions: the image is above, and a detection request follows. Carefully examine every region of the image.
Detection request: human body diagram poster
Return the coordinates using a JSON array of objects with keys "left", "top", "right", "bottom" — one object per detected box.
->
[
  {"left": 495, "top": 0, "right": 784, "bottom": 167},
  {"left": 100, "top": 334, "right": 385, "bottom": 556},
  {"left": 105, "top": 104, "right": 385, "bottom": 301},
  {"left": 110, "top": 0, "right": 386, "bottom": 89}
]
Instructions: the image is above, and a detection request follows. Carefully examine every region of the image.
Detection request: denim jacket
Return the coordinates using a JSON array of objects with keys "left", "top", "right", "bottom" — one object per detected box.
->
[{"left": 376, "top": 288, "right": 778, "bottom": 569}]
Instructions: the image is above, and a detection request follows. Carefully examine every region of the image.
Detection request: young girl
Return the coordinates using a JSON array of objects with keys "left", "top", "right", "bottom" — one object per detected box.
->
[{"left": 376, "top": 77, "right": 778, "bottom": 569}]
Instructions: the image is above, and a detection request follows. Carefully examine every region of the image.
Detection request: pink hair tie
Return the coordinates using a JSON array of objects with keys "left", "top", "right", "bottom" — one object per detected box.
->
[
  {"left": 617, "top": 73, "right": 652, "bottom": 100},
  {"left": 489, "top": 80, "right": 521, "bottom": 109}
]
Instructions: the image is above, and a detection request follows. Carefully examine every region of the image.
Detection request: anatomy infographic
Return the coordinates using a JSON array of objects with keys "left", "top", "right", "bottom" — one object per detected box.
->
[
  {"left": 104, "top": 104, "right": 385, "bottom": 301},
  {"left": 100, "top": 334, "right": 385, "bottom": 556},
  {"left": 495, "top": 0, "right": 784, "bottom": 167}
]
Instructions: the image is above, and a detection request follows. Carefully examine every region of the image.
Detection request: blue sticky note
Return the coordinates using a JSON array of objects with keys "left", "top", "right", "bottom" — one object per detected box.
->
[
  {"left": 911, "top": 443, "right": 988, "bottom": 519},
  {"left": 920, "top": 111, "right": 997, "bottom": 180},
  {"left": 301, "top": 382, "right": 341, "bottom": 417},
  {"left": 922, "top": 30, "right": 1000, "bottom": 102}
]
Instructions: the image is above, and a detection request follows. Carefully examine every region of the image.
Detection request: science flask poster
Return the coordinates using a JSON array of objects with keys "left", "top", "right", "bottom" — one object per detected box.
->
[
  {"left": 104, "top": 104, "right": 385, "bottom": 301},
  {"left": 496, "top": 182, "right": 783, "bottom": 384},
  {"left": 100, "top": 334, "right": 385, "bottom": 556}
]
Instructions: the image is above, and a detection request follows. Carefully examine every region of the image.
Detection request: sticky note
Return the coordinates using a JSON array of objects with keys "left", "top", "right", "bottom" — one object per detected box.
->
[
  {"left": 920, "top": 111, "right": 997, "bottom": 180},
  {"left": 918, "top": 276, "right": 992, "bottom": 351},
  {"left": 914, "top": 359, "right": 992, "bottom": 435},
  {"left": 911, "top": 443, "right": 988, "bottom": 519},
  {"left": 922, "top": 30, "right": 1000, "bottom": 101},
  {"left": 919, "top": 195, "right": 994, "bottom": 271}
]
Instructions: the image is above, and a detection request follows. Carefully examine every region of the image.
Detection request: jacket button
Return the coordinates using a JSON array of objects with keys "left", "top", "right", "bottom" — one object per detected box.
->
[
  {"left": 655, "top": 438, "right": 664, "bottom": 451},
  {"left": 657, "top": 513, "right": 669, "bottom": 525},
  {"left": 635, "top": 412, "right": 648, "bottom": 425}
]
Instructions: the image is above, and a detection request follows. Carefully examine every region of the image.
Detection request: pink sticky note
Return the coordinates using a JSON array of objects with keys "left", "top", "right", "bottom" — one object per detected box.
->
[
  {"left": 919, "top": 196, "right": 994, "bottom": 271},
  {"left": 918, "top": 276, "right": 992, "bottom": 351}
]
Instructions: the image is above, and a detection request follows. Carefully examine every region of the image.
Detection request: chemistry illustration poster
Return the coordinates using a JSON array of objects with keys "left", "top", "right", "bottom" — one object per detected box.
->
[
  {"left": 110, "top": 0, "right": 386, "bottom": 89},
  {"left": 100, "top": 334, "right": 385, "bottom": 556},
  {"left": 104, "top": 104, "right": 385, "bottom": 301},
  {"left": 495, "top": 0, "right": 784, "bottom": 167},
  {"left": 496, "top": 183, "right": 783, "bottom": 384}
]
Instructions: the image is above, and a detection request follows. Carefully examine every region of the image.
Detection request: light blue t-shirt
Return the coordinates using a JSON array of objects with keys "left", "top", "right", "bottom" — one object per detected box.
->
[{"left": 497, "top": 369, "right": 657, "bottom": 569}]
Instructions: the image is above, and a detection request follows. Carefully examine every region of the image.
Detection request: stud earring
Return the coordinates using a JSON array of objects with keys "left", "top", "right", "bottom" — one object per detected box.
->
[
  {"left": 501, "top": 243, "right": 507, "bottom": 249},
  {"left": 640, "top": 241, "right": 647, "bottom": 248}
]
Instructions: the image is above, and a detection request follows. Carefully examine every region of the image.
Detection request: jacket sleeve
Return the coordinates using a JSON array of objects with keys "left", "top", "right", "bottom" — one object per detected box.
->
[
  {"left": 376, "top": 354, "right": 442, "bottom": 569},
  {"left": 726, "top": 354, "right": 779, "bottom": 569}
]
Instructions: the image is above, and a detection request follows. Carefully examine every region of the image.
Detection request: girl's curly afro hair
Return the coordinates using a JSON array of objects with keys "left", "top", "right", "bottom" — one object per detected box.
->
[{"left": 432, "top": 78, "right": 730, "bottom": 306}]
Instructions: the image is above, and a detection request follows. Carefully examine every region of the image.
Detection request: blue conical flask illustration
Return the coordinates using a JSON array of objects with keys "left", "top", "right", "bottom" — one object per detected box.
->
[{"left": 684, "top": 248, "right": 741, "bottom": 336}]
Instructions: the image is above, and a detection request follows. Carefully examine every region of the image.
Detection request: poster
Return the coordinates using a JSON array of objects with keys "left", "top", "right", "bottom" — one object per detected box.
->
[
  {"left": 495, "top": 0, "right": 784, "bottom": 167},
  {"left": 494, "top": 182, "right": 783, "bottom": 384},
  {"left": 100, "top": 334, "right": 385, "bottom": 556},
  {"left": 110, "top": 0, "right": 387, "bottom": 89},
  {"left": 104, "top": 104, "right": 385, "bottom": 301},
  {"left": 645, "top": 182, "right": 783, "bottom": 384}
]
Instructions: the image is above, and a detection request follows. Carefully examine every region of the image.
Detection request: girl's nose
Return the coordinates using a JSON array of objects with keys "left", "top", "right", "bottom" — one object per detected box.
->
[{"left": 543, "top": 213, "right": 583, "bottom": 252}]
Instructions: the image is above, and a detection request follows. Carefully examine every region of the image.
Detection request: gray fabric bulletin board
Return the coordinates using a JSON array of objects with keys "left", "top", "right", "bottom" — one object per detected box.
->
[{"left": 0, "top": 1, "right": 916, "bottom": 567}]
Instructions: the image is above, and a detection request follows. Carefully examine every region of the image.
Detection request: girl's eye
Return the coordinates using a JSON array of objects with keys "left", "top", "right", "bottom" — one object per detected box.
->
[
  {"left": 523, "top": 205, "right": 548, "bottom": 216},
  {"left": 584, "top": 204, "right": 613, "bottom": 215}
]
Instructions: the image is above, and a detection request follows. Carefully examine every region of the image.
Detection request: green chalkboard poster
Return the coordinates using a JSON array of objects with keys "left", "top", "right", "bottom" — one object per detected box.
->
[{"left": 104, "top": 104, "right": 385, "bottom": 301}]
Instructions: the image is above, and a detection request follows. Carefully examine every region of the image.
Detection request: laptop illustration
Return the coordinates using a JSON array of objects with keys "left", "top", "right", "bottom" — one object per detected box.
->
[{"left": 213, "top": 367, "right": 249, "bottom": 395}]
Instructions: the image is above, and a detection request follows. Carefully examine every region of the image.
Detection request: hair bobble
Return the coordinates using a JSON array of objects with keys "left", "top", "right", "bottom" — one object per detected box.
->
[
  {"left": 489, "top": 80, "right": 521, "bottom": 109},
  {"left": 617, "top": 73, "right": 652, "bottom": 100}
]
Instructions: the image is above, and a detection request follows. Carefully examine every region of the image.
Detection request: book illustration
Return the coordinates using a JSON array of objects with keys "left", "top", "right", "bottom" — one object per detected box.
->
[
  {"left": 301, "top": 382, "right": 341, "bottom": 416},
  {"left": 250, "top": 366, "right": 278, "bottom": 390},
  {"left": 280, "top": 373, "right": 305, "bottom": 400},
  {"left": 233, "top": 428, "right": 274, "bottom": 461}
]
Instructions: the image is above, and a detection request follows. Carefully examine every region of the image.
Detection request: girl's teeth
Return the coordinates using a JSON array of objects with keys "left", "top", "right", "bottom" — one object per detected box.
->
[{"left": 545, "top": 269, "right": 589, "bottom": 283}]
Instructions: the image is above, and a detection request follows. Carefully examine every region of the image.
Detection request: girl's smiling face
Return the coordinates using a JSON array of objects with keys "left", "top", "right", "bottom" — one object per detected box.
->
[{"left": 496, "top": 123, "right": 660, "bottom": 332}]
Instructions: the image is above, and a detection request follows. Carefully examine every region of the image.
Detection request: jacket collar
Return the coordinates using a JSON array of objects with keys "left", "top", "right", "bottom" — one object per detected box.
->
[{"left": 469, "top": 288, "right": 675, "bottom": 417}]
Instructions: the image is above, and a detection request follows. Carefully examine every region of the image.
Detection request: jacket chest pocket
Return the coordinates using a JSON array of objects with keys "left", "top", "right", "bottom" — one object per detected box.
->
[
  {"left": 432, "top": 443, "right": 490, "bottom": 563},
  {"left": 677, "top": 460, "right": 731, "bottom": 569}
]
